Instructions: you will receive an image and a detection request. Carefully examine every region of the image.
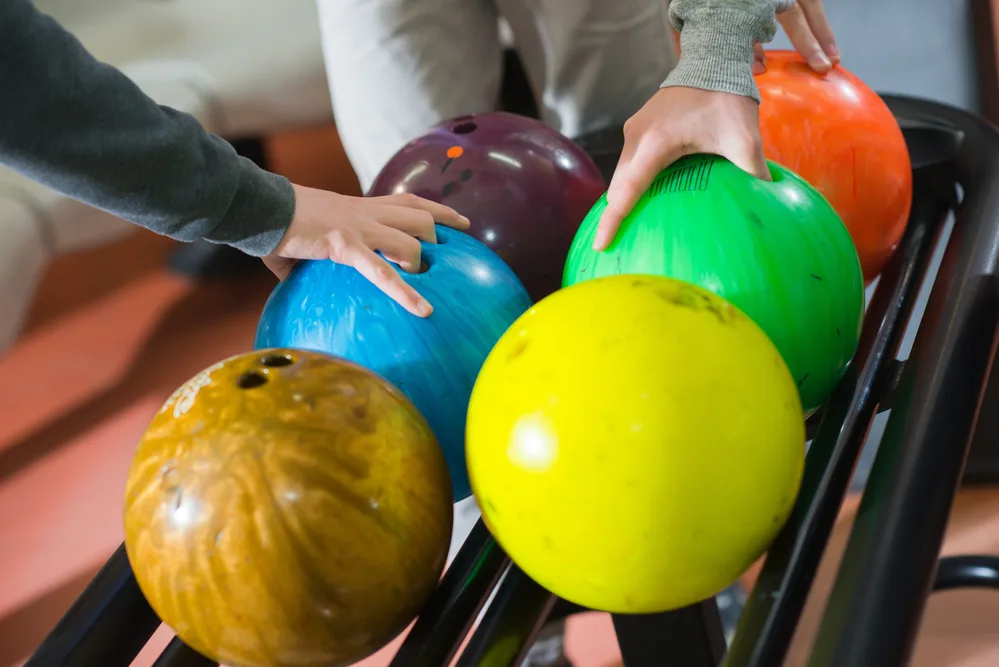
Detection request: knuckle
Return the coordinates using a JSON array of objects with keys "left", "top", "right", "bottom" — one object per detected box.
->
[
  {"left": 676, "top": 138, "right": 698, "bottom": 154},
  {"left": 373, "top": 265, "right": 397, "bottom": 283},
  {"left": 622, "top": 116, "right": 639, "bottom": 138},
  {"left": 325, "top": 228, "right": 358, "bottom": 262},
  {"left": 418, "top": 210, "right": 437, "bottom": 230},
  {"left": 404, "top": 236, "right": 423, "bottom": 257}
]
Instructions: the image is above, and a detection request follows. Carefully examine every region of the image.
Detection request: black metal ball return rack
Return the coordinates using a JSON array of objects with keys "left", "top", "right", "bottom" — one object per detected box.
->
[{"left": 23, "top": 95, "right": 999, "bottom": 667}]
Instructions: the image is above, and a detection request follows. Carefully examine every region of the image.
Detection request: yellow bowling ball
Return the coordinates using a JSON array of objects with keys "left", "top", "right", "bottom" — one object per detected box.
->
[{"left": 465, "top": 275, "right": 806, "bottom": 613}]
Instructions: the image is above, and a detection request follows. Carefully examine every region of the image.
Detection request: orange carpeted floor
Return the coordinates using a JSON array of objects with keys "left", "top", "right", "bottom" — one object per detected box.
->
[{"left": 2, "top": 124, "right": 999, "bottom": 667}]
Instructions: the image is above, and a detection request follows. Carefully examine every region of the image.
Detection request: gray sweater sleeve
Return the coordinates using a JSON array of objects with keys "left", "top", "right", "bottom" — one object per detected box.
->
[
  {"left": 0, "top": 0, "right": 295, "bottom": 257},
  {"left": 663, "top": 0, "right": 795, "bottom": 102}
]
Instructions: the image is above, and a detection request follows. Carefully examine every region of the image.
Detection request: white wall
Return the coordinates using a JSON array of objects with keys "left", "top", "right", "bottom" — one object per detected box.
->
[{"left": 770, "top": 0, "right": 979, "bottom": 110}]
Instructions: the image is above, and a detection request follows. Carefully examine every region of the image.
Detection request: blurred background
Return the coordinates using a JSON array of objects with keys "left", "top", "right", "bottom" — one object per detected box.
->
[{"left": 2, "top": 1, "right": 999, "bottom": 665}]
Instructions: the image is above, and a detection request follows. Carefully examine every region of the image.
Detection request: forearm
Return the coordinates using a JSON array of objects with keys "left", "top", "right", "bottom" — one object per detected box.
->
[
  {"left": 662, "top": 0, "right": 794, "bottom": 102},
  {"left": 0, "top": 0, "right": 294, "bottom": 256}
]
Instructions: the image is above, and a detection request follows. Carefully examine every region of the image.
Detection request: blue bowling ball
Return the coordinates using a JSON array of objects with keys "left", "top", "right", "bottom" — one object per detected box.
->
[{"left": 254, "top": 226, "right": 533, "bottom": 501}]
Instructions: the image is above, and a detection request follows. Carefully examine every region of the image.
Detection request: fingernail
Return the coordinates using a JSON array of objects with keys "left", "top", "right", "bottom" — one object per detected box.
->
[
  {"left": 753, "top": 61, "right": 767, "bottom": 75},
  {"left": 460, "top": 215, "right": 471, "bottom": 226},
  {"left": 813, "top": 52, "right": 832, "bottom": 71},
  {"left": 828, "top": 44, "right": 840, "bottom": 63},
  {"left": 418, "top": 298, "right": 433, "bottom": 316}
]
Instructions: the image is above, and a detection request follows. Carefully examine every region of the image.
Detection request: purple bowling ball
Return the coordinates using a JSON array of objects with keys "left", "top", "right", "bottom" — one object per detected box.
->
[{"left": 369, "top": 112, "right": 607, "bottom": 302}]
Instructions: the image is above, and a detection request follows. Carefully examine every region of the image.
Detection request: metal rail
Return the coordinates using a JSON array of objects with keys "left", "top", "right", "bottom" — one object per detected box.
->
[
  {"left": 724, "top": 118, "right": 959, "bottom": 667},
  {"left": 805, "top": 96, "right": 999, "bottom": 667},
  {"left": 23, "top": 545, "right": 159, "bottom": 667},
  {"left": 934, "top": 555, "right": 999, "bottom": 591}
]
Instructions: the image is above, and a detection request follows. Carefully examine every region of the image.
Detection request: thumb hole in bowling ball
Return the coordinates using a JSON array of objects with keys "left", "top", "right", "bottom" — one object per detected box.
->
[
  {"left": 453, "top": 121, "right": 477, "bottom": 134},
  {"left": 237, "top": 372, "right": 268, "bottom": 390},
  {"left": 260, "top": 354, "right": 294, "bottom": 368},
  {"left": 417, "top": 259, "right": 430, "bottom": 274},
  {"left": 430, "top": 227, "right": 452, "bottom": 251}
]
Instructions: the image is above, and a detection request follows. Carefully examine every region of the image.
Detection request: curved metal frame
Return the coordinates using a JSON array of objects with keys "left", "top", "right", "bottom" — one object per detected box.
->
[
  {"left": 934, "top": 555, "right": 999, "bottom": 591},
  {"left": 22, "top": 95, "right": 999, "bottom": 667}
]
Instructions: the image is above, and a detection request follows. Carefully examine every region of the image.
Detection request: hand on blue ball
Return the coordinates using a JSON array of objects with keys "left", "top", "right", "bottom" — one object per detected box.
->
[{"left": 263, "top": 186, "right": 470, "bottom": 317}]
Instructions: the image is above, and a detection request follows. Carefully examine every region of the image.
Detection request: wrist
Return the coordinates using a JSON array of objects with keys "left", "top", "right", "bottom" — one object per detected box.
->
[{"left": 661, "top": 8, "right": 765, "bottom": 102}]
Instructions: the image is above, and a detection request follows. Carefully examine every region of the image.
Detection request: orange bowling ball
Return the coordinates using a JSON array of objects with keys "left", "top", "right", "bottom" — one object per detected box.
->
[
  {"left": 124, "top": 349, "right": 453, "bottom": 667},
  {"left": 756, "top": 50, "right": 912, "bottom": 282}
]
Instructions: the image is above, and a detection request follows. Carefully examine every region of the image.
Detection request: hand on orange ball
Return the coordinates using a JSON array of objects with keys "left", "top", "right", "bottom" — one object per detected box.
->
[
  {"left": 755, "top": 0, "right": 840, "bottom": 74},
  {"left": 597, "top": 0, "right": 843, "bottom": 253}
]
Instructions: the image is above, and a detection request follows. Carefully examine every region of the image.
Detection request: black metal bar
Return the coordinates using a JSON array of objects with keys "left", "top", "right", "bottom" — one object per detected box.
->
[
  {"left": 808, "top": 96, "right": 999, "bottom": 667},
  {"left": 452, "top": 565, "right": 556, "bottom": 667},
  {"left": 873, "top": 359, "right": 908, "bottom": 413},
  {"left": 613, "top": 601, "right": 726, "bottom": 667},
  {"left": 151, "top": 638, "right": 216, "bottom": 667},
  {"left": 390, "top": 519, "right": 510, "bottom": 667},
  {"left": 962, "top": 351, "right": 999, "bottom": 483},
  {"left": 25, "top": 544, "right": 160, "bottom": 667},
  {"left": 933, "top": 555, "right": 999, "bottom": 591},
  {"left": 724, "top": 139, "right": 956, "bottom": 667}
]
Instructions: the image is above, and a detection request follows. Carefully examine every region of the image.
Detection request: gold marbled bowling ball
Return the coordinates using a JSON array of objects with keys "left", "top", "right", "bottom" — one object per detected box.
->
[{"left": 123, "top": 349, "right": 453, "bottom": 667}]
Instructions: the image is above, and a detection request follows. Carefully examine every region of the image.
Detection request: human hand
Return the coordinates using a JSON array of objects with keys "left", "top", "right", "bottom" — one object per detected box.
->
[
  {"left": 593, "top": 86, "right": 768, "bottom": 251},
  {"left": 754, "top": 0, "right": 839, "bottom": 74},
  {"left": 263, "top": 185, "right": 470, "bottom": 317}
]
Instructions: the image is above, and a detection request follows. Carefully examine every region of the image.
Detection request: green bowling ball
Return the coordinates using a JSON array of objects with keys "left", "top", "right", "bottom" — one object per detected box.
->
[{"left": 563, "top": 154, "right": 865, "bottom": 414}]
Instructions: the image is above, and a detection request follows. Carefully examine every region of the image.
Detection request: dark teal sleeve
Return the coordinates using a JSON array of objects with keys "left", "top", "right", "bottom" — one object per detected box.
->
[{"left": 0, "top": 0, "right": 296, "bottom": 256}]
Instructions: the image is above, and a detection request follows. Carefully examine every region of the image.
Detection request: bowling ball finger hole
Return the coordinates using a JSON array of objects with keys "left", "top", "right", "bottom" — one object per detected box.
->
[
  {"left": 237, "top": 372, "right": 268, "bottom": 390},
  {"left": 260, "top": 354, "right": 295, "bottom": 368},
  {"left": 452, "top": 122, "right": 477, "bottom": 134},
  {"left": 417, "top": 260, "right": 430, "bottom": 274}
]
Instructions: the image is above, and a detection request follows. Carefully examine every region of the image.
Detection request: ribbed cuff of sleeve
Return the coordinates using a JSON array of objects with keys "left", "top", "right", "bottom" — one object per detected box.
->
[{"left": 661, "top": 7, "right": 768, "bottom": 103}]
